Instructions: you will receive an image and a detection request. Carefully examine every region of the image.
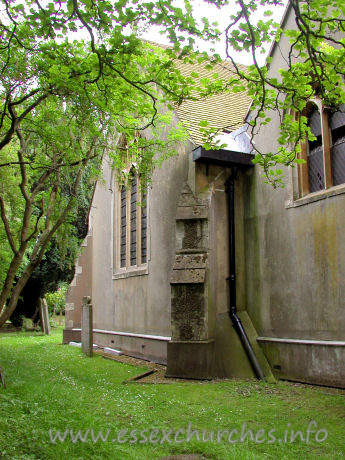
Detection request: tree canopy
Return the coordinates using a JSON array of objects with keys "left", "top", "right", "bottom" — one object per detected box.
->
[
  {"left": 224, "top": 0, "right": 345, "bottom": 186},
  {"left": 0, "top": 0, "right": 225, "bottom": 325}
]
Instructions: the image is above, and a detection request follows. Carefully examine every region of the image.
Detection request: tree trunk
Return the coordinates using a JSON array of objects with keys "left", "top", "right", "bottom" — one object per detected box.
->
[
  {"left": 0, "top": 194, "right": 81, "bottom": 326},
  {"left": 0, "top": 151, "right": 86, "bottom": 327},
  {"left": 0, "top": 259, "right": 38, "bottom": 326},
  {"left": 0, "top": 249, "right": 26, "bottom": 320},
  {"left": 0, "top": 225, "right": 56, "bottom": 326}
]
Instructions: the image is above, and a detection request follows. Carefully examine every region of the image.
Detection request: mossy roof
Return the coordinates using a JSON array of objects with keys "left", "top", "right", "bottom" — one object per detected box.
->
[
  {"left": 143, "top": 40, "right": 252, "bottom": 146},
  {"left": 174, "top": 59, "right": 251, "bottom": 146}
]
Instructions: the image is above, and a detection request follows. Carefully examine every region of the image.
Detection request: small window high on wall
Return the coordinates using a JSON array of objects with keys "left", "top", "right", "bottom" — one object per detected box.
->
[{"left": 298, "top": 103, "right": 345, "bottom": 197}]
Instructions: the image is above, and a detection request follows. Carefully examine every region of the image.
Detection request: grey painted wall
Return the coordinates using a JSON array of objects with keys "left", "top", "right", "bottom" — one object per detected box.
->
[
  {"left": 242, "top": 6, "right": 345, "bottom": 386},
  {"left": 82, "top": 134, "right": 193, "bottom": 362}
]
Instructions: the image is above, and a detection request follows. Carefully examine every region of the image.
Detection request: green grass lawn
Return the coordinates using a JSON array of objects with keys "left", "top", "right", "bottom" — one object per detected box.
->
[{"left": 0, "top": 328, "right": 344, "bottom": 460}]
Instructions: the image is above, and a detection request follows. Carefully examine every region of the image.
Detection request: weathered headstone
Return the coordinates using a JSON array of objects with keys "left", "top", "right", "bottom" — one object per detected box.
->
[
  {"left": 38, "top": 298, "right": 51, "bottom": 335},
  {"left": 81, "top": 296, "right": 93, "bottom": 357}
]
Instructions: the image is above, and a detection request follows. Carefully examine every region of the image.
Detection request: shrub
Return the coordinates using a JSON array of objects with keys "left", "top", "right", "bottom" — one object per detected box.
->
[{"left": 45, "top": 284, "right": 68, "bottom": 316}]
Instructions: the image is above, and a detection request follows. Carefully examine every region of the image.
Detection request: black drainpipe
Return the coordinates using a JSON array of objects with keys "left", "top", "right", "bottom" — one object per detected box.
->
[{"left": 225, "top": 168, "right": 265, "bottom": 381}]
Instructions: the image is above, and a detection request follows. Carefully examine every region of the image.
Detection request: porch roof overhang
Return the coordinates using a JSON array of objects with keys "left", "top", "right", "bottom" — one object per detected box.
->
[{"left": 192, "top": 146, "right": 255, "bottom": 169}]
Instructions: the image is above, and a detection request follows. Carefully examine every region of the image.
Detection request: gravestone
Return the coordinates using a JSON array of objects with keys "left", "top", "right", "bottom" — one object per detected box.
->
[
  {"left": 38, "top": 298, "right": 51, "bottom": 335},
  {"left": 81, "top": 296, "right": 93, "bottom": 357}
]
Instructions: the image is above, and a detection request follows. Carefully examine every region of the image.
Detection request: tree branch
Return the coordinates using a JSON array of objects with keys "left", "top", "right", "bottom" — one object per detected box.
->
[{"left": 0, "top": 195, "right": 18, "bottom": 254}]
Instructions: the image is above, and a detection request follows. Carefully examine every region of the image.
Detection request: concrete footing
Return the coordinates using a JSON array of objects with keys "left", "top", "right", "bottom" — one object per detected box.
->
[{"left": 166, "top": 340, "right": 215, "bottom": 379}]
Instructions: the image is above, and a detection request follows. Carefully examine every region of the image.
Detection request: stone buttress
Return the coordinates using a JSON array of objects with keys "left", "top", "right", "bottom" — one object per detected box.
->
[{"left": 166, "top": 183, "right": 215, "bottom": 379}]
